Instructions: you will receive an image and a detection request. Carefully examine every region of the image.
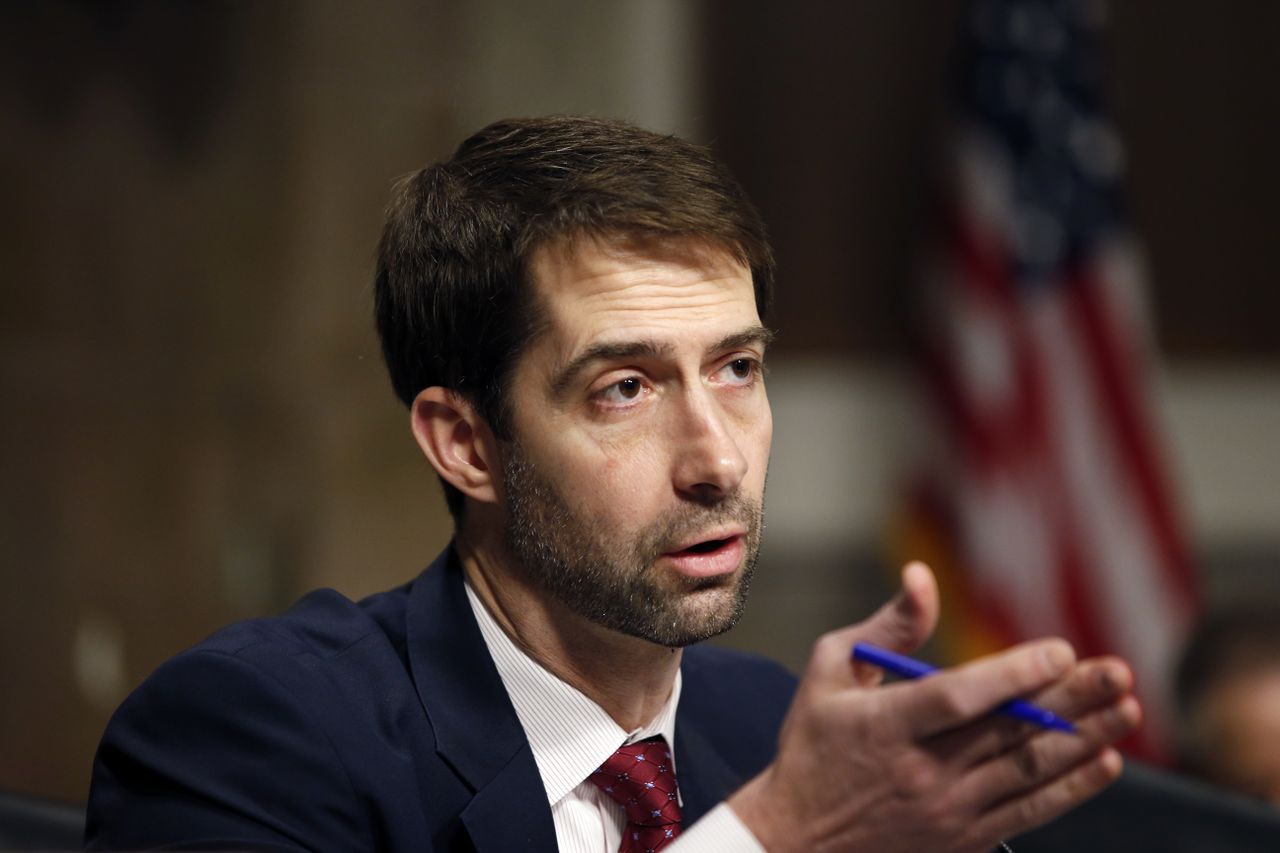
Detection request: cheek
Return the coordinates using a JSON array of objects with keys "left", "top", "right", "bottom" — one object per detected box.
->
[
  {"left": 553, "top": 427, "right": 669, "bottom": 509},
  {"left": 736, "top": 394, "right": 774, "bottom": 480},
  {"left": 755, "top": 397, "right": 774, "bottom": 460}
]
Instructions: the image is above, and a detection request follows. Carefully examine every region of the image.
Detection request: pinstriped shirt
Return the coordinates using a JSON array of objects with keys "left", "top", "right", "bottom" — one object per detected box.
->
[{"left": 465, "top": 582, "right": 765, "bottom": 852}]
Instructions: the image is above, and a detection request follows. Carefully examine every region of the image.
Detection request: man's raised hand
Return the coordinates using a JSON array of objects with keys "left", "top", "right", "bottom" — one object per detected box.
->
[{"left": 729, "top": 562, "right": 1140, "bottom": 853}]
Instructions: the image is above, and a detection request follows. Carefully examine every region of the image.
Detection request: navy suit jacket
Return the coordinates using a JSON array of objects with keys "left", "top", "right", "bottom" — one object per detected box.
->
[{"left": 86, "top": 547, "right": 798, "bottom": 851}]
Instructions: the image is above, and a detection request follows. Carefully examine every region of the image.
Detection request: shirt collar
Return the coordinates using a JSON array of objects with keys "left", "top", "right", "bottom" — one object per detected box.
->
[{"left": 464, "top": 579, "right": 682, "bottom": 805}]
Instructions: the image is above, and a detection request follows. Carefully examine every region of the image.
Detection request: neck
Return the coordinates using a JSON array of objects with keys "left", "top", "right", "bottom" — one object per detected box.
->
[{"left": 457, "top": 531, "right": 682, "bottom": 732}]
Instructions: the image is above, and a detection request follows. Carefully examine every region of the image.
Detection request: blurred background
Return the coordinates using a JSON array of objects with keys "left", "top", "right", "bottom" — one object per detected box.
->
[{"left": 2, "top": 0, "right": 1278, "bottom": 805}]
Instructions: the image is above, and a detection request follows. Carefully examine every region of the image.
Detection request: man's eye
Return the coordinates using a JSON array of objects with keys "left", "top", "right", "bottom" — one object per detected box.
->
[
  {"left": 719, "top": 358, "right": 759, "bottom": 385},
  {"left": 597, "top": 376, "right": 647, "bottom": 405},
  {"left": 615, "top": 377, "right": 642, "bottom": 398}
]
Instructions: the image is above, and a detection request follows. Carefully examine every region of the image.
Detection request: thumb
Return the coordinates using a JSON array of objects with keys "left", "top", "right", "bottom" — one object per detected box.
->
[
  {"left": 802, "top": 562, "right": 940, "bottom": 691},
  {"left": 852, "top": 560, "right": 939, "bottom": 654}
]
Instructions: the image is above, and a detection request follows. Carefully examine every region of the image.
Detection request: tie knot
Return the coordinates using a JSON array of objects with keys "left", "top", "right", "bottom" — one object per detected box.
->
[{"left": 588, "top": 736, "right": 683, "bottom": 852}]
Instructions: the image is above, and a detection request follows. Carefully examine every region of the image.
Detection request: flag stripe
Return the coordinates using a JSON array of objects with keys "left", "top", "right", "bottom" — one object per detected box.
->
[
  {"left": 1070, "top": 262, "right": 1199, "bottom": 608},
  {"left": 898, "top": 0, "right": 1199, "bottom": 761}
]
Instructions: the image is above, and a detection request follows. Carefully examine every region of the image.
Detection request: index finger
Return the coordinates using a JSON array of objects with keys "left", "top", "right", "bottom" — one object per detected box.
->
[{"left": 880, "top": 638, "right": 1077, "bottom": 740}]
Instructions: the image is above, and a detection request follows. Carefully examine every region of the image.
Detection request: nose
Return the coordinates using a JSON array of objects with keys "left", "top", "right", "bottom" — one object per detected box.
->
[{"left": 671, "top": 389, "right": 748, "bottom": 503}]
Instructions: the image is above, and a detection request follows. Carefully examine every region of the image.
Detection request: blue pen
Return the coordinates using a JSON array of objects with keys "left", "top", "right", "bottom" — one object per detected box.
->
[{"left": 852, "top": 642, "right": 1077, "bottom": 733}]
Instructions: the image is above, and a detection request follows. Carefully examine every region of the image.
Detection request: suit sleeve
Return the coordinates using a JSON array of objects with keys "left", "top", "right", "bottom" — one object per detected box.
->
[{"left": 86, "top": 648, "right": 373, "bottom": 851}]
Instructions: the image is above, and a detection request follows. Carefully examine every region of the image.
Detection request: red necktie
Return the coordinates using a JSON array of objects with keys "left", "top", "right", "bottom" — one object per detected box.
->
[{"left": 587, "top": 735, "right": 683, "bottom": 853}]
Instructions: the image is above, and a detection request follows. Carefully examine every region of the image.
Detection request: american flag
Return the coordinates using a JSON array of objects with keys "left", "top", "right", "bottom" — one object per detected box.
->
[{"left": 898, "top": 0, "right": 1199, "bottom": 760}]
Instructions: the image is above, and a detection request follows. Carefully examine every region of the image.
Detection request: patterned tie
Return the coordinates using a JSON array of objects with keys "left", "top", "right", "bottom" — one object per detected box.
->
[{"left": 587, "top": 735, "right": 683, "bottom": 853}]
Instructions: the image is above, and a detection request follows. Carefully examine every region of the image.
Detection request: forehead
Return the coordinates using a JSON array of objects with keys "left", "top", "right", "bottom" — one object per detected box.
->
[{"left": 526, "top": 237, "right": 759, "bottom": 350}]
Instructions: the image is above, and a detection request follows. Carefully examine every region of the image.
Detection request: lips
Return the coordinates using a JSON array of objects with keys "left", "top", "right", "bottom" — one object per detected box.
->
[
  {"left": 666, "top": 527, "right": 747, "bottom": 554},
  {"left": 661, "top": 531, "right": 747, "bottom": 578}
]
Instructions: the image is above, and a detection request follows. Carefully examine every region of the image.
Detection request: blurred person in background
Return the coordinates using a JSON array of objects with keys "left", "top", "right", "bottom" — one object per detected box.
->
[{"left": 1175, "top": 605, "right": 1280, "bottom": 805}]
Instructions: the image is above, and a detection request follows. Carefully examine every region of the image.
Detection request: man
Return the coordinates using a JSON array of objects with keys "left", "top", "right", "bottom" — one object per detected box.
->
[{"left": 86, "top": 116, "right": 1140, "bottom": 852}]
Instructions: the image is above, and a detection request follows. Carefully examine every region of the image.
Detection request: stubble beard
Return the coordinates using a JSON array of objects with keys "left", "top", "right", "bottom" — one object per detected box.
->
[{"left": 501, "top": 443, "right": 764, "bottom": 647}]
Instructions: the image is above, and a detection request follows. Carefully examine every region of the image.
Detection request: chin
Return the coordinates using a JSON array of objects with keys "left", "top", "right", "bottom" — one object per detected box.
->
[{"left": 663, "top": 587, "right": 748, "bottom": 645}]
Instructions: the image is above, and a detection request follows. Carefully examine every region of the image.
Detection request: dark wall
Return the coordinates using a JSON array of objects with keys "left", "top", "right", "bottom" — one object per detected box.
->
[
  {"left": 703, "top": 1, "right": 1280, "bottom": 361},
  {"left": 0, "top": 2, "right": 462, "bottom": 801}
]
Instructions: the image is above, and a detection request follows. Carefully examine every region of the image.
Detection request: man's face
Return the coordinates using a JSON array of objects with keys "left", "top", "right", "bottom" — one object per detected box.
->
[{"left": 497, "top": 237, "right": 773, "bottom": 647}]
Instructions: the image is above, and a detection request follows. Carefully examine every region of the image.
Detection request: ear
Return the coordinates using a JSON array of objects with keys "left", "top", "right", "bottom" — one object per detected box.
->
[{"left": 410, "top": 387, "right": 500, "bottom": 506}]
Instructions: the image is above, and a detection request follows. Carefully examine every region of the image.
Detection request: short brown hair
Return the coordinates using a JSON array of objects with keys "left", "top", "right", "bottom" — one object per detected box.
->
[{"left": 374, "top": 115, "right": 775, "bottom": 519}]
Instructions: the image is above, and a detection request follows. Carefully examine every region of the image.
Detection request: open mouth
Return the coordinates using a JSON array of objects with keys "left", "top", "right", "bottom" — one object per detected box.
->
[
  {"left": 683, "top": 537, "right": 733, "bottom": 554},
  {"left": 668, "top": 534, "right": 741, "bottom": 557},
  {"left": 662, "top": 532, "right": 745, "bottom": 578}
]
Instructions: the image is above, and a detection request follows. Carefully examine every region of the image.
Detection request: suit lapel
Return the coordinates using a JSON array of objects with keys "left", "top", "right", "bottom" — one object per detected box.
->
[
  {"left": 675, "top": 695, "right": 749, "bottom": 825},
  {"left": 458, "top": 742, "right": 561, "bottom": 851},
  {"left": 405, "top": 548, "right": 558, "bottom": 853}
]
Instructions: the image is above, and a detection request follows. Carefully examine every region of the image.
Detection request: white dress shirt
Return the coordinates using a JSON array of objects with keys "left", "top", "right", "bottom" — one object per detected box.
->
[{"left": 465, "top": 581, "right": 766, "bottom": 852}]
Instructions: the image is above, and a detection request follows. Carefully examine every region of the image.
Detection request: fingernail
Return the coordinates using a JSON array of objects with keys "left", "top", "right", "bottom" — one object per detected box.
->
[
  {"left": 1099, "top": 661, "right": 1133, "bottom": 694},
  {"left": 1096, "top": 748, "right": 1123, "bottom": 781},
  {"left": 1105, "top": 697, "right": 1140, "bottom": 733},
  {"left": 1040, "top": 641, "right": 1073, "bottom": 675}
]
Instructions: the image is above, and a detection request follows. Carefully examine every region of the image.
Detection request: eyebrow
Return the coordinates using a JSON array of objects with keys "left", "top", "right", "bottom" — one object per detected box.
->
[{"left": 548, "top": 324, "right": 776, "bottom": 397}]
